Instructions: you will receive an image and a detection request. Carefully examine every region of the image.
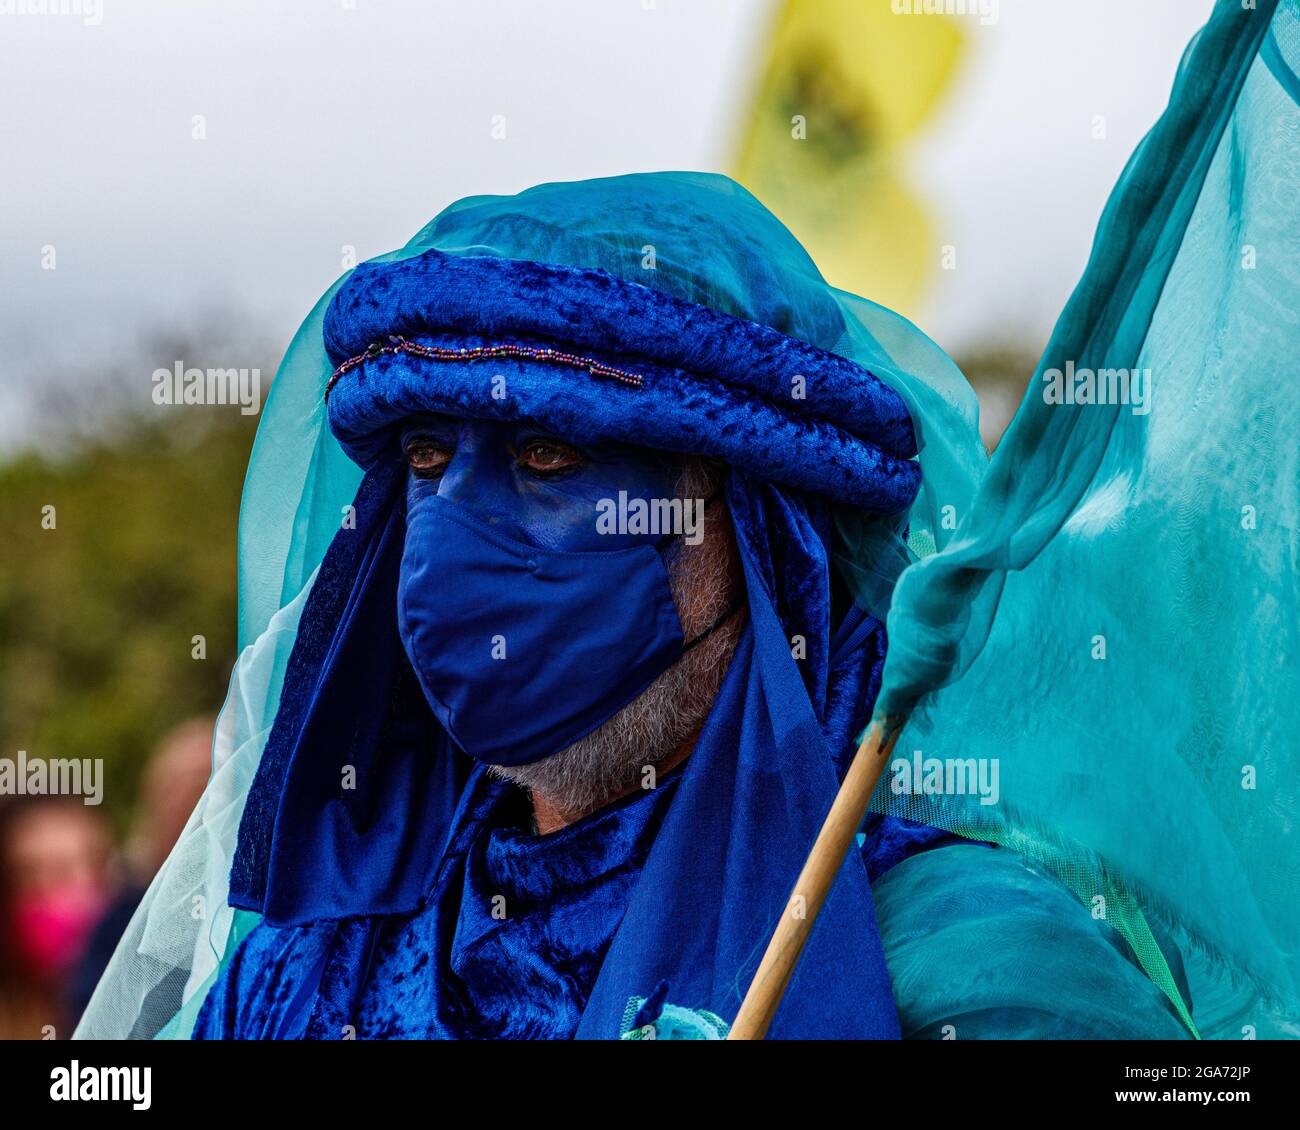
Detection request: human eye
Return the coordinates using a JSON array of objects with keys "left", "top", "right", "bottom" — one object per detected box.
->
[
  {"left": 404, "top": 434, "right": 454, "bottom": 480},
  {"left": 516, "top": 437, "right": 587, "bottom": 478}
]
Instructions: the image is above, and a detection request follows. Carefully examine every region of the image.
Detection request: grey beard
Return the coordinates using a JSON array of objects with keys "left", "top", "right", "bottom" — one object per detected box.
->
[{"left": 490, "top": 478, "right": 741, "bottom": 822}]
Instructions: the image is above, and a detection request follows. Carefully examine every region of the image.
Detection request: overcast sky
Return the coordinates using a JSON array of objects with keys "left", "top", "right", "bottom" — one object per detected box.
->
[{"left": 0, "top": 0, "right": 1212, "bottom": 450}]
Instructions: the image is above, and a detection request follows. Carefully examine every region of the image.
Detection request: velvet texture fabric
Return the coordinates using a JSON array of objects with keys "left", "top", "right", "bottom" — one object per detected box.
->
[
  {"left": 323, "top": 249, "right": 921, "bottom": 515},
  {"left": 212, "top": 455, "right": 953, "bottom": 1038},
  {"left": 202, "top": 767, "right": 683, "bottom": 1039}
]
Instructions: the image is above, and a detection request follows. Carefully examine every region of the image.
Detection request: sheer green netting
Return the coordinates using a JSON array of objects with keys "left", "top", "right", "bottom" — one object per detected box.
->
[
  {"left": 863, "top": 0, "right": 1299, "bottom": 1039},
  {"left": 74, "top": 0, "right": 1294, "bottom": 1040}
]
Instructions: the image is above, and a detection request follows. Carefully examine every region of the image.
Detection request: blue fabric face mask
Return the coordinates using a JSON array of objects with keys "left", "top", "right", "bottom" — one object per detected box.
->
[{"left": 398, "top": 488, "right": 738, "bottom": 767}]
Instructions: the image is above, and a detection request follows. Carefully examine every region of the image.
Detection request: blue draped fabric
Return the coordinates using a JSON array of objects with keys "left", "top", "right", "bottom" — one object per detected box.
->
[
  {"left": 199, "top": 767, "right": 683, "bottom": 1039},
  {"left": 866, "top": 0, "right": 1299, "bottom": 1037},
  {"left": 873, "top": 845, "right": 1193, "bottom": 1040},
  {"left": 228, "top": 462, "right": 471, "bottom": 924}
]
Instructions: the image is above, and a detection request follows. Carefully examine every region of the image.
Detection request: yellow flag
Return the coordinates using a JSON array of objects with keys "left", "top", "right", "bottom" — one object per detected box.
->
[{"left": 733, "top": 0, "right": 965, "bottom": 319}]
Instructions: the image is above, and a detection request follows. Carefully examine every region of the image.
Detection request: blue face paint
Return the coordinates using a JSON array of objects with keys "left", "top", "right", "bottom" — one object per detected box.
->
[
  {"left": 396, "top": 415, "right": 732, "bottom": 767},
  {"left": 398, "top": 414, "right": 686, "bottom": 552}
]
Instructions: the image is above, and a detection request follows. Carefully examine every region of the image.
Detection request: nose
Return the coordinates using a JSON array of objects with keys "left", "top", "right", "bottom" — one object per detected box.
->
[{"left": 434, "top": 421, "right": 516, "bottom": 518}]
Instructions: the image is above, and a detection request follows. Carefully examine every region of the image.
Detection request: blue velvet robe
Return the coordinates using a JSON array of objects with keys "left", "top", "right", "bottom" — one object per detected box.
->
[
  {"left": 195, "top": 765, "right": 958, "bottom": 1039},
  {"left": 195, "top": 773, "right": 1189, "bottom": 1040}
]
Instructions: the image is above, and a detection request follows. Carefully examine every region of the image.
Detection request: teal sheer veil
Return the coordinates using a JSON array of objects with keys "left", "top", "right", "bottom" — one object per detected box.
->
[
  {"left": 76, "top": 0, "right": 1295, "bottom": 1040},
  {"left": 869, "top": 0, "right": 1299, "bottom": 1039}
]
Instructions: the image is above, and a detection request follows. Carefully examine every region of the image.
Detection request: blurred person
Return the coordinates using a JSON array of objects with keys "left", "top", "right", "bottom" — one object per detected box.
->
[
  {"left": 0, "top": 795, "right": 111, "bottom": 1039},
  {"left": 69, "top": 717, "right": 214, "bottom": 1021}
]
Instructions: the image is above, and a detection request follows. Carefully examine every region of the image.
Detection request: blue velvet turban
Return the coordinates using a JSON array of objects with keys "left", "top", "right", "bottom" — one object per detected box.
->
[{"left": 322, "top": 212, "right": 920, "bottom": 515}]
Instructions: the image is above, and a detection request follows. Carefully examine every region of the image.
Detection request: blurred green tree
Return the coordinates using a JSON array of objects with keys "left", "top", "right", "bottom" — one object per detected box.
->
[{"left": 0, "top": 329, "right": 268, "bottom": 829}]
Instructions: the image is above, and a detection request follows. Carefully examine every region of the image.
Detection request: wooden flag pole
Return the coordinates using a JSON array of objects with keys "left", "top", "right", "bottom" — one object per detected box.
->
[{"left": 727, "top": 716, "right": 903, "bottom": 1040}]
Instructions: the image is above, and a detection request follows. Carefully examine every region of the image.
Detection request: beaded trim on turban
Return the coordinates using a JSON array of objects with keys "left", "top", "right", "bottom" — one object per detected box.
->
[{"left": 323, "top": 248, "right": 921, "bottom": 513}]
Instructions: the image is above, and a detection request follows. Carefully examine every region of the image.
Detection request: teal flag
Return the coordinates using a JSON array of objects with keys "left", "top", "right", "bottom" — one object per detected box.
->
[{"left": 867, "top": 0, "right": 1299, "bottom": 1039}]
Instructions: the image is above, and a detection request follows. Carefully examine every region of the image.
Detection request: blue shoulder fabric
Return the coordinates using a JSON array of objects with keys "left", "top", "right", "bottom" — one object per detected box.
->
[{"left": 872, "top": 844, "right": 1193, "bottom": 1039}]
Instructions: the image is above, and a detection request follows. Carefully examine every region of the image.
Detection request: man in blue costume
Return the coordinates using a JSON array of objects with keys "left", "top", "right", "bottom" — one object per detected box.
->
[{"left": 188, "top": 174, "right": 1192, "bottom": 1040}]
